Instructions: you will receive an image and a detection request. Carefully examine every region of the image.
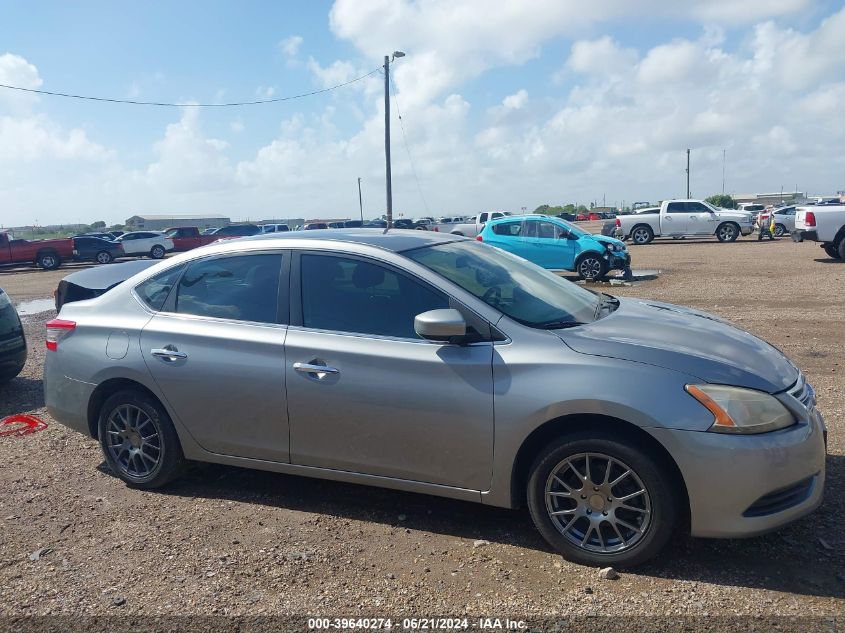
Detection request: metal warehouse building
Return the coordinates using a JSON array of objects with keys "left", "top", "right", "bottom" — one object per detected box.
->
[{"left": 125, "top": 214, "right": 231, "bottom": 231}]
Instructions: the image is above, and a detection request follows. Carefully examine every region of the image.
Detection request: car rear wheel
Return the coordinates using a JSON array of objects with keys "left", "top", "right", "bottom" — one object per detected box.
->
[
  {"left": 773, "top": 224, "right": 786, "bottom": 237},
  {"left": 631, "top": 226, "right": 654, "bottom": 245},
  {"left": 526, "top": 433, "right": 679, "bottom": 568},
  {"left": 575, "top": 254, "right": 607, "bottom": 281},
  {"left": 36, "top": 251, "right": 61, "bottom": 270},
  {"left": 95, "top": 250, "right": 113, "bottom": 264},
  {"left": 150, "top": 245, "right": 166, "bottom": 259},
  {"left": 716, "top": 222, "right": 739, "bottom": 242},
  {"left": 98, "top": 389, "right": 185, "bottom": 489},
  {"left": 837, "top": 240, "right": 845, "bottom": 261}
]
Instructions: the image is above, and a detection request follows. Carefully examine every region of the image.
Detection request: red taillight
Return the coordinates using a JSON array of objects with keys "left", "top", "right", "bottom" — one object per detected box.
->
[
  {"left": 45, "top": 319, "right": 75, "bottom": 351},
  {"left": 433, "top": 226, "right": 439, "bottom": 232},
  {"left": 805, "top": 211, "right": 816, "bottom": 227},
  {"left": 476, "top": 234, "right": 483, "bottom": 241},
  {"left": 615, "top": 218, "right": 621, "bottom": 227}
]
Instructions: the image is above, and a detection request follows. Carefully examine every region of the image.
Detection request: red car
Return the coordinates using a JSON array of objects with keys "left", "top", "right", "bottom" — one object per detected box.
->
[
  {"left": 0, "top": 232, "right": 74, "bottom": 270},
  {"left": 575, "top": 213, "right": 589, "bottom": 221},
  {"left": 164, "top": 227, "right": 220, "bottom": 252}
]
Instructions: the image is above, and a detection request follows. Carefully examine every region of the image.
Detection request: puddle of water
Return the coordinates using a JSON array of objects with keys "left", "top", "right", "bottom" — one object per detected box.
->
[{"left": 16, "top": 298, "right": 55, "bottom": 316}]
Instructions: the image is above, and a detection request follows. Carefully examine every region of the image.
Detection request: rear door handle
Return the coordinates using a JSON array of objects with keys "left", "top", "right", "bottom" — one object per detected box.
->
[
  {"left": 151, "top": 347, "right": 188, "bottom": 361},
  {"left": 293, "top": 362, "right": 339, "bottom": 378}
]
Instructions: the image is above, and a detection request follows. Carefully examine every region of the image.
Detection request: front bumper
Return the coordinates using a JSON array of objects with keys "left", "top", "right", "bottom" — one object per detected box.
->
[
  {"left": 791, "top": 229, "right": 819, "bottom": 243},
  {"left": 648, "top": 407, "right": 826, "bottom": 538},
  {"left": 606, "top": 252, "right": 630, "bottom": 271}
]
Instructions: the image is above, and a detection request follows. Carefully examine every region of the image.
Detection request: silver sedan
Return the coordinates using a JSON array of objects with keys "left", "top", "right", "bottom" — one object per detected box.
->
[{"left": 44, "top": 230, "right": 826, "bottom": 567}]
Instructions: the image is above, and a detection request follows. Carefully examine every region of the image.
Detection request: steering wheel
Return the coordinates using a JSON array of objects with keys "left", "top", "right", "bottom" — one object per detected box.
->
[{"left": 482, "top": 286, "right": 502, "bottom": 305}]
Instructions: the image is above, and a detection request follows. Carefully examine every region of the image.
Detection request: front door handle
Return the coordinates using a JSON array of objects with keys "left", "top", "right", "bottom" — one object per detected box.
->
[
  {"left": 151, "top": 346, "right": 188, "bottom": 361},
  {"left": 293, "top": 362, "right": 339, "bottom": 379}
]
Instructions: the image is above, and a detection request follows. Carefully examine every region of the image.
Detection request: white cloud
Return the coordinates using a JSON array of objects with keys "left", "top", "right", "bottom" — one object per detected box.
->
[
  {"left": 567, "top": 36, "right": 638, "bottom": 76},
  {"left": 502, "top": 89, "right": 528, "bottom": 110},
  {"left": 279, "top": 35, "right": 303, "bottom": 59},
  {"left": 255, "top": 85, "right": 276, "bottom": 99}
]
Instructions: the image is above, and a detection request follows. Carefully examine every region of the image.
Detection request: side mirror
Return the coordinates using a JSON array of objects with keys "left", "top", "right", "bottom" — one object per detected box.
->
[
  {"left": 414, "top": 309, "right": 466, "bottom": 342},
  {"left": 567, "top": 232, "right": 579, "bottom": 240}
]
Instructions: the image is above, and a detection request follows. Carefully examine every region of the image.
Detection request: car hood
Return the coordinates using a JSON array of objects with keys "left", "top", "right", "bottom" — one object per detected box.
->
[
  {"left": 589, "top": 234, "right": 625, "bottom": 249},
  {"left": 554, "top": 297, "right": 798, "bottom": 393},
  {"left": 715, "top": 209, "right": 753, "bottom": 221}
]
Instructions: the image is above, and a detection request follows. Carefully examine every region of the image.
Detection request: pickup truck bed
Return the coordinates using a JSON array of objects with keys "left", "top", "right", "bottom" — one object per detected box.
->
[{"left": 0, "top": 233, "right": 75, "bottom": 270}]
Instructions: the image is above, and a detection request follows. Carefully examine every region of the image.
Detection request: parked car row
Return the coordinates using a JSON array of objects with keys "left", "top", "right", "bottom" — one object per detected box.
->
[{"left": 43, "top": 229, "right": 826, "bottom": 569}]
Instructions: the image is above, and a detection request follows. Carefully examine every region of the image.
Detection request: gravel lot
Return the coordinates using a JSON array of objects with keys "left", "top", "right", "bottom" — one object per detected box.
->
[{"left": 0, "top": 235, "right": 843, "bottom": 623}]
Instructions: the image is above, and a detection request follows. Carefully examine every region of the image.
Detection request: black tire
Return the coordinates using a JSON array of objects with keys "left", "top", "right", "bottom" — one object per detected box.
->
[
  {"left": 773, "top": 224, "right": 786, "bottom": 238},
  {"left": 526, "top": 432, "right": 679, "bottom": 568},
  {"left": 95, "top": 250, "right": 113, "bottom": 265},
  {"left": 36, "top": 251, "right": 61, "bottom": 270},
  {"left": 575, "top": 253, "right": 607, "bottom": 281},
  {"left": 838, "top": 240, "right": 845, "bottom": 261},
  {"left": 98, "top": 389, "right": 185, "bottom": 489},
  {"left": 823, "top": 244, "right": 840, "bottom": 259},
  {"left": 150, "top": 245, "right": 166, "bottom": 259},
  {"left": 716, "top": 222, "right": 739, "bottom": 242},
  {"left": 630, "top": 225, "right": 654, "bottom": 245}
]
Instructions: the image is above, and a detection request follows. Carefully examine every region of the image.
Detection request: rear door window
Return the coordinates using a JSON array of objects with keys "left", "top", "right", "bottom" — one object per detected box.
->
[
  {"left": 174, "top": 254, "right": 283, "bottom": 323},
  {"left": 135, "top": 265, "right": 186, "bottom": 311},
  {"left": 666, "top": 202, "right": 687, "bottom": 213},
  {"left": 492, "top": 221, "right": 523, "bottom": 236}
]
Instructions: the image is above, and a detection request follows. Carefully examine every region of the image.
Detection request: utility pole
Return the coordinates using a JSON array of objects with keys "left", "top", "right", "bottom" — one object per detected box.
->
[
  {"left": 384, "top": 51, "right": 405, "bottom": 229},
  {"left": 722, "top": 149, "right": 726, "bottom": 194},
  {"left": 685, "top": 149, "right": 691, "bottom": 198},
  {"left": 357, "top": 177, "right": 364, "bottom": 223}
]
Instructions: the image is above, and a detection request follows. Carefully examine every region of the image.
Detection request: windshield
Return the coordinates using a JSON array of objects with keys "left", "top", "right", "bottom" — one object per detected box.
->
[
  {"left": 554, "top": 218, "right": 588, "bottom": 237},
  {"left": 405, "top": 241, "right": 600, "bottom": 327}
]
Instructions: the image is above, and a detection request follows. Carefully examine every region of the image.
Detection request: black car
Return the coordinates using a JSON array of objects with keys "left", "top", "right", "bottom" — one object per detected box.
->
[
  {"left": 72, "top": 236, "right": 125, "bottom": 264},
  {"left": 343, "top": 220, "right": 364, "bottom": 228},
  {"left": 363, "top": 220, "right": 388, "bottom": 228},
  {"left": 55, "top": 260, "right": 158, "bottom": 312},
  {"left": 74, "top": 232, "right": 115, "bottom": 240},
  {"left": 556, "top": 213, "right": 577, "bottom": 221},
  {"left": 393, "top": 219, "right": 416, "bottom": 229},
  {"left": 0, "top": 287, "right": 27, "bottom": 384},
  {"left": 212, "top": 224, "right": 262, "bottom": 237}
]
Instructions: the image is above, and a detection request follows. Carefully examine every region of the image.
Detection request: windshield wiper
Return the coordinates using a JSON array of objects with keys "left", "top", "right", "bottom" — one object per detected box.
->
[{"left": 537, "top": 320, "right": 586, "bottom": 330}]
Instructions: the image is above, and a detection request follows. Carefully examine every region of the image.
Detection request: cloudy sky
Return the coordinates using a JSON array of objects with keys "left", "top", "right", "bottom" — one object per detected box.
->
[{"left": 1, "top": 0, "right": 844, "bottom": 227}]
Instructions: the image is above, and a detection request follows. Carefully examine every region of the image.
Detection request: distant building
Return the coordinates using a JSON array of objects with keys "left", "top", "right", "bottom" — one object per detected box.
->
[
  {"left": 125, "top": 214, "right": 230, "bottom": 231},
  {"left": 733, "top": 192, "right": 804, "bottom": 207}
]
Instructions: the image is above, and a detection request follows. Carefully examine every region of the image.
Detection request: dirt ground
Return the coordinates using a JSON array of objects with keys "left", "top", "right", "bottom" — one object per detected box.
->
[{"left": 0, "top": 234, "right": 843, "bottom": 623}]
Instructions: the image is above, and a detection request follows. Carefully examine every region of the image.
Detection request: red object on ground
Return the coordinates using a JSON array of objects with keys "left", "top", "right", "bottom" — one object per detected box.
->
[{"left": 0, "top": 414, "right": 48, "bottom": 437}]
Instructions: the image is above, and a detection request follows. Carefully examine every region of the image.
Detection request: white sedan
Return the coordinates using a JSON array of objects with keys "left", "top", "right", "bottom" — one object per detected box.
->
[{"left": 115, "top": 231, "right": 174, "bottom": 259}]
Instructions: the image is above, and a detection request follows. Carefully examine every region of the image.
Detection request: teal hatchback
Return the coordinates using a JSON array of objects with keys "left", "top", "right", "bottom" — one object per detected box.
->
[{"left": 477, "top": 215, "right": 630, "bottom": 280}]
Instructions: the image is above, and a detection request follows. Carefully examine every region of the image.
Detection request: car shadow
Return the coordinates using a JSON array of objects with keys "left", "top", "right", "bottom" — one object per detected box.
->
[
  {"left": 0, "top": 377, "right": 45, "bottom": 417},
  {"left": 813, "top": 258, "right": 843, "bottom": 264},
  {"left": 97, "top": 451, "right": 845, "bottom": 599}
]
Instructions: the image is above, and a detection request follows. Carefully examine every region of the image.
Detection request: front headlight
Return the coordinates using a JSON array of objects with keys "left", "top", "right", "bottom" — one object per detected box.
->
[
  {"left": 685, "top": 384, "right": 796, "bottom": 434},
  {"left": 604, "top": 243, "right": 623, "bottom": 252}
]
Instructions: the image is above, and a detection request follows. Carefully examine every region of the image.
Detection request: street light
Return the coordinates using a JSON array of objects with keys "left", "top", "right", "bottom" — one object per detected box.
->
[{"left": 384, "top": 51, "right": 405, "bottom": 229}]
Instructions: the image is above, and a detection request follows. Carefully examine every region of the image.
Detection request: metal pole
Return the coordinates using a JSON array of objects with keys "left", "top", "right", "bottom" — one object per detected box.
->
[
  {"left": 722, "top": 149, "right": 726, "bottom": 194},
  {"left": 384, "top": 55, "right": 393, "bottom": 229},
  {"left": 357, "top": 177, "right": 364, "bottom": 223},
  {"left": 686, "top": 149, "right": 691, "bottom": 198}
]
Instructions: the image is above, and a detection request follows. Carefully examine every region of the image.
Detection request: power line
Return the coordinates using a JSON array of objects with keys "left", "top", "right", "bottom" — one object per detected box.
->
[
  {"left": 0, "top": 68, "right": 382, "bottom": 107},
  {"left": 388, "top": 74, "right": 430, "bottom": 217}
]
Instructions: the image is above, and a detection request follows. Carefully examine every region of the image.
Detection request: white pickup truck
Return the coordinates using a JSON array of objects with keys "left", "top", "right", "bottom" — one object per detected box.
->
[
  {"left": 615, "top": 199, "right": 754, "bottom": 245},
  {"left": 431, "top": 212, "right": 511, "bottom": 237},
  {"left": 792, "top": 205, "right": 845, "bottom": 259}
]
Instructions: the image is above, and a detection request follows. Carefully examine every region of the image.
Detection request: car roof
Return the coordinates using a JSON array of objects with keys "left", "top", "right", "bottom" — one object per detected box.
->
[{"left": 242, "top": 227, "right": 467, "bottom": 252}]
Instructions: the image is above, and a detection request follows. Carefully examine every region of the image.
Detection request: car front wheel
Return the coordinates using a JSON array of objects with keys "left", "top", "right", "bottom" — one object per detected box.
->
[
  {"left": 773, "top": 224, "right": 786, "bottom": 237},
  {"left": 575, "top": 254, "right": 607, "bottom": 281},
  {"left": 823, "top": 244, "right": 840, "bottom": 259},
  {"left": 526, "top": 432, "right": 679, "bottom": 568},
  {"left": 96, "top": 250, "right": 113, "bottom": 264},
  {"left": 98, "top": 389, "right": 185, "bottom": 489},
  {"left": 716, "top": 223, "right": 739, "bottom": 242},
  {"left": 150, "top": 245, "right": 166, "bottom": 259}
]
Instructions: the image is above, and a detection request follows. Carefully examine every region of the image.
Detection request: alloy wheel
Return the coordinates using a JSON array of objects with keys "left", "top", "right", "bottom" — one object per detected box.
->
[
  {"left": 97, "top": 252, "right": 111, "bottom": 264},
  {"left": 578, "top": 257, "right": 602, "bottom": 280},
  {"left": 632, "top": 228, "right": 650, "bottom": 244},
  {"left": 544, "top": 452, "right": 652, "bottom": 554},
  {"left": 718, "top": 224, "right": 737, "bottom": 241},
  {"left": 105, "top": 404, "right": 162, "bottom": 479}
]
